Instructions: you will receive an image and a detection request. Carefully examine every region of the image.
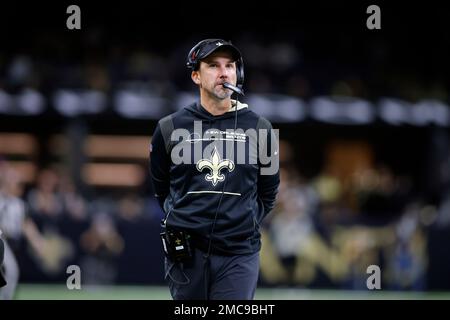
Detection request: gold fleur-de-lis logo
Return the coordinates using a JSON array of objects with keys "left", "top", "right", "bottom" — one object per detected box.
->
[{"left": 196, "top": 147, "right": 235, "bottom": 186}]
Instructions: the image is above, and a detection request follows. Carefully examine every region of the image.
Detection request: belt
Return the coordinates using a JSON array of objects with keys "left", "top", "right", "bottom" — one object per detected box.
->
[{"left": 190, "top": 235, "right": 234, "bottom": 256}]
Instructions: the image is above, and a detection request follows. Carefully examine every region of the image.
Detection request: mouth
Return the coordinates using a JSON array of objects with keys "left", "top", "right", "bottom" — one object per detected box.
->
[{"left": 217, "top": 82, "right": 232, "bottom": 88}]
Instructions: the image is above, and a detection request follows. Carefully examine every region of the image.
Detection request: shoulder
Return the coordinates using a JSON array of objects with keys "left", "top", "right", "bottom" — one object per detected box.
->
[
  {"left": 246, "top": 109, "right": 273, "bottom": 130},
  {"left": 237, "top": 108, "right": 267, "bottom": 123},
  {"left": 157, "top": 103, "right": 196, "bottom": 127},
  {"left": 157, "top": 109, "right": 185, "bottom": 125},
  {"left": 235, "top": 108, "right": 275, "bottom": 131},
  {"left": 256, "top": 116, "right": 273, "bottom": 130}
]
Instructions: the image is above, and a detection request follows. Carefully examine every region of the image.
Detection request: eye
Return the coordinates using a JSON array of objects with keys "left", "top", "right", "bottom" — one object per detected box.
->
[
  {"left": 208, "top": 63, "right": 217, "bottom": 68},
  {"left": 226, "top": 63, "right": 235, "bottom": 69}
]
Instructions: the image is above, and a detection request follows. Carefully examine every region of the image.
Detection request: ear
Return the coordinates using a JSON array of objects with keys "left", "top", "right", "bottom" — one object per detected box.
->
[{"left": 191, "top": 71, "right": 201, "bottom": 85}]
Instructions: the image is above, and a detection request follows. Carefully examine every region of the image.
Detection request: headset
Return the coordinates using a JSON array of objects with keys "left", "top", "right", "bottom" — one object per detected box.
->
[{"left": 186, "top": 38, "right": 245, "bottom": 91}]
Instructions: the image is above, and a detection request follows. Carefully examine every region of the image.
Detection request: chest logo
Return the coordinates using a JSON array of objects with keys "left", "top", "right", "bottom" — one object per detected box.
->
[{"left": 196, "top": 147, "right": 235, "bottom": 186}]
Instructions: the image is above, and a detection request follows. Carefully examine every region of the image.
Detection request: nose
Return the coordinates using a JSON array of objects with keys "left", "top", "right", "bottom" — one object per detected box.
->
[{"left": 218, "top": 65, "right": 229, "bottom": 79}]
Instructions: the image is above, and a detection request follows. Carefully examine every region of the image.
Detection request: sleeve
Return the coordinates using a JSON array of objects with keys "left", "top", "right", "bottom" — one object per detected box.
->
[
  {"left": 149, "top": 122, "right": 171, "bottom": 211},
  {"left": 257, "top": 117, "right": 280, "bottom": 217}
]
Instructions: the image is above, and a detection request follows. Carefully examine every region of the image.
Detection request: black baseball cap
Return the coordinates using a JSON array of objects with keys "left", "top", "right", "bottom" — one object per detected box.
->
[{"left": 187, "top": 39, "right": 242, "bottom": 70}]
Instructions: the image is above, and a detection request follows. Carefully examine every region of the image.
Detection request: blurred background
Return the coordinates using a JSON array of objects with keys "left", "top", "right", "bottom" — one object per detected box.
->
[{"left": 1, "top": 1, "right": 450, "bottom": 299}]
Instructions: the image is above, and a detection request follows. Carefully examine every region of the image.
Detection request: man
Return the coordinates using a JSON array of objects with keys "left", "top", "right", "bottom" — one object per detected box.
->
[
  {"left": 0, "top": 161, "right": 45, "bottom": 299},
  {"left": 150, "top": 38, "right": 280, "bottom": 299}
]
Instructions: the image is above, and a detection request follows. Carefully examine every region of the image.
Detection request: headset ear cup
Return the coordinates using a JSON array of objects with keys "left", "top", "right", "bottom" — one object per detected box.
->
[
  {"left": 187, "top": 39, "right": 209, "bottom": 71},
  {"left": 187, "top": 46, "right": 197, "bottom": 70},
  {"left": 187, "top": 43, "right": 200, "bottom": 70}
]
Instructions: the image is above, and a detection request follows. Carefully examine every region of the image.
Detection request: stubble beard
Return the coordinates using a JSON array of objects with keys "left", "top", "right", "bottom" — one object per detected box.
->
[{"left": 211, "top": 85, "right": 232, "bottom": 100}]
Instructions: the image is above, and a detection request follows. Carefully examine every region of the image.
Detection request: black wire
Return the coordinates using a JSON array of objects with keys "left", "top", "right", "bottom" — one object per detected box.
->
[
  {"left": 203, "top": 93, "right": 239, "bottom": 299},
  {"left": 167, "top": 262, "right": 190, "bottom": 285}
]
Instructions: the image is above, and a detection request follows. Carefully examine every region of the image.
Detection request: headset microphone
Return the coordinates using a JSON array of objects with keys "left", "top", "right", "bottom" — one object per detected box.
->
[{"left": 222, "top": 82, "right": 245, "bottom": 96}]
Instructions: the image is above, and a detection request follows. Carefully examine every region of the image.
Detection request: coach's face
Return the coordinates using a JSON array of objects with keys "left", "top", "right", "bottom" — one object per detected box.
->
[{"left": 192, "top": 51, "right": 237, "bottom": 100}]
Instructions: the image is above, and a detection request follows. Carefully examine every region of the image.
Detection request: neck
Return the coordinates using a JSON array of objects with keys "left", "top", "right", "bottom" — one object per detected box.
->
[{"left": 200, "top": 91, "right": 232, "bottom": 116}]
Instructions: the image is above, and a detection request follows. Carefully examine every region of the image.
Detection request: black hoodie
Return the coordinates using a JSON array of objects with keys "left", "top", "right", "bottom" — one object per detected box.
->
[{"left": 150, "top": 101, "right": 280, "bottom": 255}]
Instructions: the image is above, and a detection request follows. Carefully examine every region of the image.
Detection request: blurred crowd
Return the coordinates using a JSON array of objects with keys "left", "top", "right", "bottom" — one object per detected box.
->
[
  {"left": 1, "top": 9, "right": 450, "bottom": 299},
  {"left": 0, "top": 159, "right": 165, "bottom": 299},
  {"left": 1, "top": 136, "right": 450, "bottom": 298},
  {"left": 261, "top": 164, "right": 431, "bottom": 290}
]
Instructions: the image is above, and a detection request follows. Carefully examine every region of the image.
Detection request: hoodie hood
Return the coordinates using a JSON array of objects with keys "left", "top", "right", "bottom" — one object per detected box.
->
[
  {"left": 229, "top": 100, "right": 249, "bottom": 112},
  {"left": 185, "top": 100, "right": 249, "bottom": 120}
]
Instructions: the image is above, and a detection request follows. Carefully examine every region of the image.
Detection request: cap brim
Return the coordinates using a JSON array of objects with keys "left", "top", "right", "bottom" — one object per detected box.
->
[{"left": 200, "top": 44, "right": 241, "bottom": 62}]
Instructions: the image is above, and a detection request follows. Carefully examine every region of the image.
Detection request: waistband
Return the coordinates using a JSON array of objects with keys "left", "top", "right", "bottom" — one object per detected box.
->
[{"left": 190, "top": 235, "right": 235, "bottom": 257}]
